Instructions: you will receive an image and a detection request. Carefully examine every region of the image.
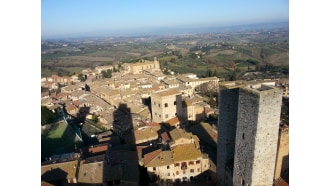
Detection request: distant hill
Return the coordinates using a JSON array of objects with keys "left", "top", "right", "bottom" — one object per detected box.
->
[{"left": 42, "top": 21, "right": 289, "bottom": 40}]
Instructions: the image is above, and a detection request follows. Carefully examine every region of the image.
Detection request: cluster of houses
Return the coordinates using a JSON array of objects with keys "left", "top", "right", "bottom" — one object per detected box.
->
[
  {"left": 41, "top": 58, "right": 220, "bottom": 132},
  {"left": 41, "top": 123, "right": 215, "bottom": 185},
  {"left": 41, "top": 58, "right": 289, "bottom": 185}
]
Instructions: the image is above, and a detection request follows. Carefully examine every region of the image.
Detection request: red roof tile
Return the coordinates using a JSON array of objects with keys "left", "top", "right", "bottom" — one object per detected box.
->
[
  {"left": 143, "top": 149, "right": 161, "bottom": 165},
  {"left": 165, "top": 117, "right": 180, "bottom": 126},
  {"left": 274, "top": 177, "right": 289, "bottom": 186},
  {"left": 160, "top": 131, "right": 171, "bottom": 142}
]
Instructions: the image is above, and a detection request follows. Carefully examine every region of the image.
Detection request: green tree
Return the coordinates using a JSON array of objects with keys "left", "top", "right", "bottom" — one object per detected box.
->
[
  {"left": 206, "top": 68, "right": 212, "bottom": 77},
  {"left": 92, "top": 114, "right": 99, "bottom": 123},
  {"left": 212, "top": 69, "right": 218, "bottom": 77},
  {"left": 41, "top": 106, "right": 56, "bottom": 125},
  {"left": 78, "top": 73, "right": 86, "bottom": 82},
  {"left": 106, "top": 69, "right": 112, "bottom": 78},
  {"left": 209, "top": 95, "right": 217, "bottom": 108},
  {"left": 101, "top": 69, "right": 112, "bottom": 78},
  {"left": 260, "top": 48, "right": 266, "bottom": 61}
]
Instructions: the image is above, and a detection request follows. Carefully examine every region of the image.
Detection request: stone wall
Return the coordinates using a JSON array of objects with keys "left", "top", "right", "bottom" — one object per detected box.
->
[
  {"left": 233, "top": 86, "right": 282, "bottom": 186},
  {"left": 217, "top": 86, "right": 240, "bottom": 186}
]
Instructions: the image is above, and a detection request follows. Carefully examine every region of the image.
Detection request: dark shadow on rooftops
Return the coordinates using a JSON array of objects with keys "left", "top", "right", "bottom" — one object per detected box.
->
[
  {"left": 42, "top": 168, "right": 68, "bottom": 186},
  {"left": 186, "top": 122, "right": 218, "bottom": 185},
  {"left": 142, "top": 96, "right": 152, "bottom": 118},
  {"left": 110, "top": 103, "right": 142, "bottom": 185}
]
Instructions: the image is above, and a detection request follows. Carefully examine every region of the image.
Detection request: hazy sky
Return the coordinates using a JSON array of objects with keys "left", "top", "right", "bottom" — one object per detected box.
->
[{"left": 41, "top": 0, "right": 288, "bottom": 38}]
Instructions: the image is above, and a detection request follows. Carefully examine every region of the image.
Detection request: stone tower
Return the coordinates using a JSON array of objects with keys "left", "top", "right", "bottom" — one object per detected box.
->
[
  {"left": 154, "top": 57, "right": 160, "bottom": 69},
  {"left": 217, "top": 81, "right": 244, "bottom": 186},
  {"left": 217, "top": 82, "right": 282, "bottom": 186}
]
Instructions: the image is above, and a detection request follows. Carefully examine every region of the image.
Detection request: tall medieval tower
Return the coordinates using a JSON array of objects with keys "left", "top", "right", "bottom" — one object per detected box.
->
[{"left": 217, "top": 82, "right": 282, "bottom": 186}]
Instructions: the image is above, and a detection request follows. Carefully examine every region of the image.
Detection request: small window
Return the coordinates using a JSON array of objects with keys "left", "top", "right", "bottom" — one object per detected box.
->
[
  {"left": 153, "top": 167, "right": 156, "bottom": 171},
  {"left": 242, "top": 133, "right": 245, "bottom": 140},
  {"left": 164, "top": 103, "right": 168, "bottom": 107},
  {"left": 165, "top": 114, "right": 169, "bottom": 119},
  {"left": 196, "top": 160, "right": 200, "bottom": 164},
  {"left": 174, "top": 101, "right": 176, "bottom": 105},
  {"left": 176, "top": 171, "right": 179, "bottom": 175},
  {"left": 175, "top": 163, "right": 180, "bottom": 167},
  {"left": 190, "top": 169, "right": 194, "bottom": 173},
  {"left": 158, "top": 103, "right": 160, "bottom": 107},
  {"left": 167, "top": 165, "right": 170, "bottom": 169}
]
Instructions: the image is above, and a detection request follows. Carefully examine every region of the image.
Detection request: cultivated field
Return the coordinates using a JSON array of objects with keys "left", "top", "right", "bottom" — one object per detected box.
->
[{"left": 60, "top": 56, "right": 115, "bottom": 62}]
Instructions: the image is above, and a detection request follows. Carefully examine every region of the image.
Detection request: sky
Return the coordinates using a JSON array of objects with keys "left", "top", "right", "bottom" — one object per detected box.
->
[{"left": 41, "top": 0, "right": 288, "bottom": 38}]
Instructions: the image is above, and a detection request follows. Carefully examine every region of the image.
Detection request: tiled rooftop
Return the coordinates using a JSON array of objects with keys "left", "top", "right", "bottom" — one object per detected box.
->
[
  {"left": 164, "top": 117, "right": 180, "bottom": 126},
  {"left": 152, "top": 88, "right": 180, "bottom": 97},
  {"left": 41, "top": 160, "right": 78, "bottom": 182},
  {"left": 172, "top": 143, "right": 202, "bottom": 162},
  {"left": 144, "top": 150, "right": 173, "bottom": 167},
  {"left": 78, "top": 161, "right": 104, "bottom": 184}
]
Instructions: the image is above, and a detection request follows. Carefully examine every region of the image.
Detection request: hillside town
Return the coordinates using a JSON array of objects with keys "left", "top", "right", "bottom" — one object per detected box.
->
[{"left": 41, "top": 58, "right": 289, "bottom": 186}]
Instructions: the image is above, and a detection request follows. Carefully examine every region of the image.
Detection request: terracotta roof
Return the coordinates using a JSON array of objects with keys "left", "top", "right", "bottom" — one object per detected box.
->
[
  {"left": 65, "top": 104, "right": 77, "bottom": 112},
  {"left": 165, "top": 117, "right": 180, "bottom": 126},
  {"left": 204, "top": 107, "right": 215, "bottom": 114},
  {"left": 172, "top": 144, "right": 202, "bottom": 162},
  {"left": 144, "top": 149, "right": 162, "bottom": 165},
  {"left": 78, "top": 161, "right": 104, "bottom": 184},
  {"left": 41, "top": 92, "right": 49, "bottom": 98},
  {"left": 161, "top": 131, "right": 171, "bottom": 142},
  {"left": 134, "top": 126, "right": 160, "bottom": 144},
  {"left": 144, "top": 150, "right": 173, "bottom": 167},
  {"left": 73, "top": 99, "right": 86, "bottom": 106},
  {"left": 41, "top": 181, "right": 55, "bottom": 186},
  {"left": 148, "top": 121, "right": 161, "bottom": 126},
  {"left": 136, "top": 146, "right": 148, "bottom": 156},
  {"left": 41, "top": 160, "right": 78, "bottom": 182},
  {"left": 169, "top": 128, "right": 193, "bottom": 141},
  {"left": 274, "top": 177, "right": 289, "bottom": 186},
  {"left": 81, "top": 144, "right": 109, "bottom": 157},
  {"left": 152, "top": 88, "right": 180, "bottom": 97}
]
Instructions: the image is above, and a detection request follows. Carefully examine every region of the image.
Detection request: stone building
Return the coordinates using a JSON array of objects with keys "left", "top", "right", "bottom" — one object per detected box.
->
[
  {"left": 217, "top": 81, "right": 243, "bottom": 186},
  {"left": 124, "top": 57, "right": 160, "bottom": 74},
  {"left": 176, "top": 76, "right": 219, "bottom": 93},
  {"left": 143, "top": 128, "right": 209, "bottom": 183},
  {"left": 150, "top": 89, "right": 183, "bottom": 123},
  {"left": 217, "top": 81, "right": 283, "bottom": 186}
]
